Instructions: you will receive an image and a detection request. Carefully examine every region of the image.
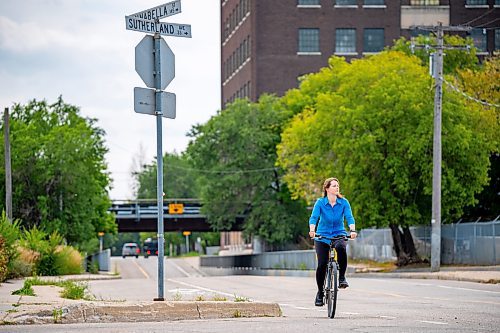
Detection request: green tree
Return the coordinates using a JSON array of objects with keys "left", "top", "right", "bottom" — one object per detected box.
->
[
  {"left": 456, "top": 54, "right": 500, "bottom": 219},
  {"left": 0, "top": 97, "right": 115, "bottom": 252},
  {"left": 278, "top": 51, "right": 497, "bottom": 265},
  {"left": 186, "top": 96, "right": 308, "bottom": 246},
  {"left": 392, "top": 34, "right": 479, "bottom": 75},
  {"left": 134, "top": 152, "right": 198, "bottom": 199}
]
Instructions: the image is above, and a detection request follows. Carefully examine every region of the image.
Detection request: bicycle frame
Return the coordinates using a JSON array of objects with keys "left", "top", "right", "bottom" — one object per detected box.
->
[{"left": 316, "top": 234, "right": 350, "bottom": 319}]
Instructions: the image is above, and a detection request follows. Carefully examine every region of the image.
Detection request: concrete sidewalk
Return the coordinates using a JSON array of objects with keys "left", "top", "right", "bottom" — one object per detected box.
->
[{"left": 0, "top": 274, "right": 281, "bottom": 325}]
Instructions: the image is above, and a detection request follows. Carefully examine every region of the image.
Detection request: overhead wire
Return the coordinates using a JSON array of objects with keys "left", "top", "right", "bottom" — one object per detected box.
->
[
  {"left": 461, "top": 8, "right": 495, "bottom": 26},
  {"left": 443, "top": 78, "right": 500, "bottom": 108}
]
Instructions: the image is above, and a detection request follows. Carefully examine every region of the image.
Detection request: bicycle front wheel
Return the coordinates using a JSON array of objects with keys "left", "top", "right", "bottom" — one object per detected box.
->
[{"left": 327, "top": 263, "right": 338, "bottom": 318}]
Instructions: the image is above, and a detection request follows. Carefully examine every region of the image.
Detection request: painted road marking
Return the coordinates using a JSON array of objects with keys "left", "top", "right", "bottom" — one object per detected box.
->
[
  {"left": 168, "top": 260, "right": 191, "bottom": 277},
  {"left": 132, "top": 259, "right": 150, "bottom": 279},
  {"left": 167, "top": 278, "right": 247, "bottom": 300},
  {"left": 419, "top": 320, "right": 448, "bottom": 325}
]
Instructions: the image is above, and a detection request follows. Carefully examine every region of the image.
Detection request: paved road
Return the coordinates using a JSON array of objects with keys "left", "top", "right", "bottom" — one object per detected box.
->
[{"left": 2, "top": 257, "right": 499, "bottom": 333}]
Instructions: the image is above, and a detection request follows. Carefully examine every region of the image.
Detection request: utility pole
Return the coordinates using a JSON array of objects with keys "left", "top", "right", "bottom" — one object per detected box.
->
[
  {"left": 3, "top": 107, "right": 12, "bottom": 223},
  {"left": 411, "top": 22, "right": 471, "bottom": 272}
]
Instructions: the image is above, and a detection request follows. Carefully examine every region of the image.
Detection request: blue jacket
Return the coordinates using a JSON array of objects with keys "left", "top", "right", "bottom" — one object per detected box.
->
[{"left": 309, "top": 196, "right": 355, "bottom": 245}]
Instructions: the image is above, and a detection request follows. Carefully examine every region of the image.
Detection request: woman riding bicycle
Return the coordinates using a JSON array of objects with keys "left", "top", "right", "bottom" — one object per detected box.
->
[{"left": 308, "top": 177, "right": 357, "bottom": 306}]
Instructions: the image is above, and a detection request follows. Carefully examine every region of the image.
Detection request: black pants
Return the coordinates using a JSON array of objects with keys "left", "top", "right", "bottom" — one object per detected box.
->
[{"left": 315, "top": 239, "right": 347, "bottom": 292}]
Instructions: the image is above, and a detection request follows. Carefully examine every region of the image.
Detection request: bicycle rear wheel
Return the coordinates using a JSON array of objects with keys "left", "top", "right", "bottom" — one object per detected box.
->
[{"left": 327, "top": 263, "right": 338, "bottom": 318}]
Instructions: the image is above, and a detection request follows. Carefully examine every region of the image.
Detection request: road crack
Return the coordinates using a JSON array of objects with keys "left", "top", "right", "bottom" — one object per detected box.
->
[{"left": 196, "top": 303, "right": 201, "bottom": 319}]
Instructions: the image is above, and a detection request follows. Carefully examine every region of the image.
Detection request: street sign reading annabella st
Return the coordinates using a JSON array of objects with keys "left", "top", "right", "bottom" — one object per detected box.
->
[
  {"left": 130, "top": 0, "right": 181, "bottom": 21},
  {"left": 125, "top": 16, "right": 192, "bottom": 38}
]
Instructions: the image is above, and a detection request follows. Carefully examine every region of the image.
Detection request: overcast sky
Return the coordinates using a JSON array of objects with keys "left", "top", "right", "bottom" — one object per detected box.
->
[{"left": 0, "top": 0, "right": 221, "bottom": 200}]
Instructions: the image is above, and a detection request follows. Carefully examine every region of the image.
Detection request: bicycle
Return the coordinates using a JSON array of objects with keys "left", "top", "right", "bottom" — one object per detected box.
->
[{"left": 316, "top": 234, "right": 351, "bottom": 319}]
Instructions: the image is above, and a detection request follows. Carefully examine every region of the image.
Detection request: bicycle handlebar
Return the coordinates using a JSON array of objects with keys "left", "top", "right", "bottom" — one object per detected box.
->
[{"left": 315, "top": 234, "right": 352, "bottom": 241}]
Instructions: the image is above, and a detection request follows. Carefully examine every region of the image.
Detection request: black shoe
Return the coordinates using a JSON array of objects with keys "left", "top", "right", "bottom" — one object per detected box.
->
[
  {"left": 315, "top": 291, "right": 324, "bottom": 306},
  {"left": 339, "top": 277, "right": 349, "bottom": 289}
]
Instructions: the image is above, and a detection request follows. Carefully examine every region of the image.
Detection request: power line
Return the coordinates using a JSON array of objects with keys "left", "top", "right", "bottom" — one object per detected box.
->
[
  {"left": 168, "top": 164, "right": 279, "bottom": 174},
  {"left": 462, "top": 8, "right": 495, "bottom": 26},
  {"left": 471, "top": 17, "right": 500, "bottom": 29},
  {"left": 126, "top": 162, "right": 280, "bottom": 174},
  {"left": 443, "top": 79, "right": 500, "bottom": 108}
]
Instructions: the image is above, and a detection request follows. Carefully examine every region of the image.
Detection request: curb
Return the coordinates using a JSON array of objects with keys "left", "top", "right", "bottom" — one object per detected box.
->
[
  {"left": 354, "top": 272, "right": 500, "bottom": 284},
  {"left": 2, "top": 301, "right": 282, "bottom": 325}
]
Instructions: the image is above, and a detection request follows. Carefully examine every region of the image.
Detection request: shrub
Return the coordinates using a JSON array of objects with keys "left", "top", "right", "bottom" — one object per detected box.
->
[
  {"left": 0, "top": 237, "right": 9, "bottom": 282},
  {"left": 54, "top": 246, "right": 83, "bottom": 275},
  {"left": 0, "top": 212, "right": 21, "bottom": 282}
]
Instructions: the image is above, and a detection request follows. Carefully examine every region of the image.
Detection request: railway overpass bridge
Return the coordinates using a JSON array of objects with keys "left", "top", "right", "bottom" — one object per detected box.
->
[{"left": 109, "top": 199, "right": 244, "bottom": 232}]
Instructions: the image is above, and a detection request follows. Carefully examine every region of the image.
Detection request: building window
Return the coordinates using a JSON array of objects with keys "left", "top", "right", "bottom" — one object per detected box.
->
[
  {"left": 298, "top": 0, "right": 320, "bottom": 5},
  {"left": 465, "top": 0, "right": 487, "bottom": 5},
  {"left": 336, "top": 0, "right": 357, "bottom": 5},
  {"left": 469, "top": 28, "right": 487, "bottom": 52},
  {"left": 364, "top": 0, "right": 385, "bottom": 5},
  {"left": 495, "top": 29, "right": 500, "bottom": 50},
  {"left": 364, "top": 28, "right": 384, "bottom": 52},
  {"left": 298, "top": 28, "right": 320, "bottom": 52},
  {"left": 335, "top": 28, "right": 356, "bottom": 53},
  {"left": 410, "top": 0, "right": 439, "bottom": 5}
]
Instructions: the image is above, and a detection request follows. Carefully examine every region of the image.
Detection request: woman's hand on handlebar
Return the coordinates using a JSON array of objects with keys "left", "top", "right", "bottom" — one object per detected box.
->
[
  {"left": 350, "top": 231, "right": 358, "bottom": 239},
  {"left": 309, "top": 231, "right": 316, "bottom": 239}
]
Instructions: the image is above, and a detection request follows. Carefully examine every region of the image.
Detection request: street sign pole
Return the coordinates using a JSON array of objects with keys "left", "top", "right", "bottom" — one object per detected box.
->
[
  {"left": 154, "top": 33, "right": 165, "bottom": 301},
  {"left": 126, "top": 1, "right": 191, "bottom": 301}
]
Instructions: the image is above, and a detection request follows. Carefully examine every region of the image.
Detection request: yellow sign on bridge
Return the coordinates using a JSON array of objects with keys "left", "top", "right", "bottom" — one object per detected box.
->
[{"left": 168, "top": 203, "right": 184, "bottom": 214}]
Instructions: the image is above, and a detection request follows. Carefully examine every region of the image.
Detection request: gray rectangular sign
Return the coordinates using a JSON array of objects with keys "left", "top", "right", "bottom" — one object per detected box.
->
[
  {"left": 134, "top": 87, "right": 176, "bottom": 119},
  {"left": 125, "top": 16, "right": 192, "bottom": 38},
  {"left": 130, "top": 0, "right": 181, "bottom": 21}
]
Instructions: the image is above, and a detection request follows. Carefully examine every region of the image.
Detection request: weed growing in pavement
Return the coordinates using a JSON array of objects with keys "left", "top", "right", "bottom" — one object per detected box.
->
[
  {"left": 11, "top": 279, "right": 36, "bottom": 296},
  {"left": 12, "top": 277, "right": 90, "bottom": 300},
  {"left": 194, "top": 295, "right": 205, "bottom": 301},
  {"left": 233, "top": 294, "right": 250, "bottom": 302},
  {"left": 59, "top": 281, "right": 88, "bottom": 300},
  {"left": 211, "top": 294, "right": 227, "bottom": 301},
  {"left": 172, "top": 290, "right": 182, "bottom": 301},
  {"left": 233, "top": 310, "right": 242, "bottom": 318},
  {"left": 52, "top": 308, "right": 63, "bottom": 323}
]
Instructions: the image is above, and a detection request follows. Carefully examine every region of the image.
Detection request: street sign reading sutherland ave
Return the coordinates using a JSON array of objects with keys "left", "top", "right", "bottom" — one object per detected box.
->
[
  {"left": 134, "top": 87, "right": 176, "bottom": 119},
  {"left": 125, "top": 16, "right": 192, "bottom": 38},
  {"left": 130, "top": 0, "right": 181, "bottom": 21},
  {"left": 135, "top": 35, "right": 175, "bottom": 90}
]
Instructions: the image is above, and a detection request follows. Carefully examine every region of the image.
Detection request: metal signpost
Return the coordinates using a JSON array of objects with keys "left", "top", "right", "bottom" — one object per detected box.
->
[{"left": 125, "top": 0, "right": 191, "bottom": 301}]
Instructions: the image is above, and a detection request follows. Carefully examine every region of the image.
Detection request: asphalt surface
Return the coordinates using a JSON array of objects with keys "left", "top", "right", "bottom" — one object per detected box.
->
[{"left": 0, "top": 256, "right": 499, "bottom": 332}]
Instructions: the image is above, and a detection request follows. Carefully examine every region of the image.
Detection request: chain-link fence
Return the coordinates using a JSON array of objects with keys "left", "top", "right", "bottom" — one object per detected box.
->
[{"left": 349, "top": 217, "right": 500, "bottom": 265}]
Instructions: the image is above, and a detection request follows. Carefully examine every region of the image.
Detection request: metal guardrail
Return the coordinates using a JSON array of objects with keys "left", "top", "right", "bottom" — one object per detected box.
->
[{"left": 109, "top": 199, "right": 203, "bottom": 221}]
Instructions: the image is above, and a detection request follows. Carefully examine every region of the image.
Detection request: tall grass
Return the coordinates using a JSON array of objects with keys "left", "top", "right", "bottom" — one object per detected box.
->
[
  {"left": 54, "top": 246, "right": 82, "bottom": 275},
  {"left": 0, "top": 212, "right": 21, "bottom": 282},
  {"left": 0, "top": 213, "right": 83, "bottom": 279}
]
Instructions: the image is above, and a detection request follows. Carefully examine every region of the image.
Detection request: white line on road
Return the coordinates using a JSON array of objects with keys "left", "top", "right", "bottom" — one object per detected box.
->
[
  {"left": 378, "top": 315, "right": 397, "bottom": 319},
  {"left": 419, "top": 320, "right": 448, "bottom": 325},
  {"left": 167, "top": 278, "right": 244, "bottom": 300},
  {"left": 423, "top": 296, "right": 500, "bottom": 306},
  {"left": 436, "top": 285, "right": 500, "bottom": 294},
  {"left": 132, "top": 260, "right": 150, "bottom": 279},
  {"left": 168, "top": 260, "right": 191, "bottom": 277}
]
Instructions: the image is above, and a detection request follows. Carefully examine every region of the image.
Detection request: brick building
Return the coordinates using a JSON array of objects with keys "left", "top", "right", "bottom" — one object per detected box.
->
[{"left": 221, "top": 0, "right": 499, "bottom": 108}]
